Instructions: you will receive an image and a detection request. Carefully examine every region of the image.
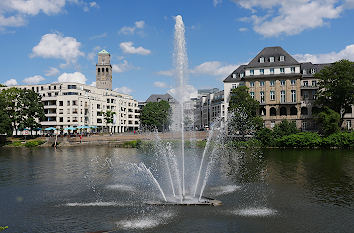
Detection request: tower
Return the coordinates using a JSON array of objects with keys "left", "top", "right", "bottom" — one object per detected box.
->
[{"left": 96, "top": 49, "right": 112, "bottom": 90}]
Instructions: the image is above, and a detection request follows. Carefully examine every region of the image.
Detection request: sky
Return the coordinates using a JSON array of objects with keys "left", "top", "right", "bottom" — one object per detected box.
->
[{"left": 1, "top": 0, "right": 354, "bottom": 101}]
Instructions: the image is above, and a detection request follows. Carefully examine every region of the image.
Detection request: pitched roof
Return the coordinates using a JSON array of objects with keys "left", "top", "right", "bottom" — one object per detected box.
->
[
  {"left": 223, "top": 65, "right": 246, "bottom": 83},
  {"left": 98, "top": 49, "right": 110, "bottom": 54},
  {"left": 247, "top": 46, "right": 299, "bottom": 68},
  {"left": 146, "top": 93, "right": 175, "bottom": 103}
]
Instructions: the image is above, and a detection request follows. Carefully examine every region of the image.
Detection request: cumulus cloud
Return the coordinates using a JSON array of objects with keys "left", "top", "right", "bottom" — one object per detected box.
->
[
  {"left": 239, "top": 27, "right": 248, "bottom": 32},
  {"left": 45, "top": 67, "right": 60, "bottom": 77},
  {"left": 114, "top": 86, "right": 133, "bottom": 95},
  {"left": 4, "top": 78, "right": 18, "bottom": 86},
  {"left": 168, "top": 84, "right": 198, "bottom": 102},
  {"left": 90, "top": 81, "right": 96, "bottom": 87},
  {"left": 293, "top": 44, "right": 354, "bottom": 63},
  {"left": 87, "top": 46, "right": 101, "bottom": 61},
  {"left": 154, "top": 81, "right": 168, "bottom": 88},
  {"left": 119, "top": 20, "right": 145, "bottom": 35},
  {"left": 112, "top": 60, "right": 135, "bottom": 73},
  {"left": 190, "top": 61, "right": 239, "bottom": 77},
  {"left": 23, "top": 75, "right": 45, "bottom": 84},
  {"left": 120, "top": 41, "right": 151, "bottom": 55},
  {"left": 233, "top": 0, "right": 349, "bottom": 37},
  {"left": 31, "top": 33, "right": 84, "bottom": 64},
  {"left": 57, "top": 72, "right": 87, "bottom": 84}
]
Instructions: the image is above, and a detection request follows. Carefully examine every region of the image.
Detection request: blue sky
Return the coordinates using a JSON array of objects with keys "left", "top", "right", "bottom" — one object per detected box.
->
[{"left": 1, "top": 0, "right": 354, "bottom": 101}]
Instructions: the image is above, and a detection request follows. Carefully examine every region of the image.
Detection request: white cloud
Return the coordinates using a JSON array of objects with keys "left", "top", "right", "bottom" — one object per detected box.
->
[
  {"left": 89, "top": 32, "right": 107, "bottom": 40},
  {"left": 4, "top": 78, "right": 18, "bottom": 86},
  {"left": 87, "top": 46, "right": 101, "bottom": 61},
  {"left": 293, "top": 44, "right": 354, "bottom": 63},
  {"left": 233, "top": 0, "right": 347, "bottom": 37},
  {"left": 213, "top": 0, "right": 223, "bottom": 7},
  {"left": 23, "top": 75, "right": 45, "bottom": 84},
  {"left": 31, "top": 33, "right": 84, "bottom": 63},
  {"left": 114, "top": 86, "right": 133, "bottom": 95},
  {"left": 168, "top": 84, "right": 198, "bottom": 102},
  {"left": 190, "top": 61, "right": 238, "bottom": 77},
  {"left": 112, "top": 60, "right": 134, "bottom": 73},
  {"left": 57, "top": 72, "right": 87, "bottom": 84},
  {"left": 154, "top": 81, "right": 168, "bottom": 88},
  {"left": 90, "top": 81, "right": 96, "bottom": 87},
  {"left": 45, "top": 67, "right": 60, "bottom": 76},
  {"left": 119, "top": 20, "right": 145, "bottom": 35},
  {"left": 120, "top": 41, "right": 151, "bottom": 55},
  {"left": 239, "top": 27, "right": 248, "bottom": 32}
]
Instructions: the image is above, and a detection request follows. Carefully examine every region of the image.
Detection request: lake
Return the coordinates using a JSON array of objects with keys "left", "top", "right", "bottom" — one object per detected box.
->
[{"left": 0, "top": 146, "right": 353, "bottom": 232}]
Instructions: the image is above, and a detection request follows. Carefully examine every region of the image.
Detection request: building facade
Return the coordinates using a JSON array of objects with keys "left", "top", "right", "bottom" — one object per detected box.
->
[
  {"left": 0, "top": 50, "right": 140, "bottom": 133},
  {"left": 223, "top": 46, "right": 353, "bottom": 130}
]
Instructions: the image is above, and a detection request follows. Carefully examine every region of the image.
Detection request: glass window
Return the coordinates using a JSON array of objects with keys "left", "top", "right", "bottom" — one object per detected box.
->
[
  {"left": 260, "top": 57, "right": 265, "bottom": 63},
  {"left": 250, "top": 69, "right": 254, "bottom": 75},
  {"left": 260, "top": 69, "right": 264, "bottom": 75},
  {"left": 291, "top": 90, "right": 296, "bottom": 102},
  {"left": 269, "top": 57, "right": 275, "bottom": 62},
  {"left": 281, "top": 90, "right": 286, "bottom": 103},
  {"left": 280, "top": 68, "right": 285, "bottom": 73},
  {"left": 291, "top": 80, "right": 296, "bottom": 85},
  {"left": 270, "top": 80, "right": 275, "bottom": 86},
  {"left": 260, "top": 81, "right": 265, "bottom": 87},
  {"left": 250, "top": 81, "right": 255, "bottom": 87},
  {"left": 312, "top": 80, "right": 317, "bottom": 86},
  {"left": 250, "top": 92, "right": 254, "bottom": 99},
  {"left": 260, "top": 91, "right": 264, "bottom": 103},
  {"left": 270, "top": 91, "right": 275, "bottom": 100},
  {"left": 270, "top": 68, "right": 274, "bottom": 74},
  {"left": 280, "top": 56, "right": 285, "bottom": 61},
  {"left": 291, "top": 67, "right": 295, "bottom": 73},
  {"left": 280, "top": 80, "right": 286, "bottom": 86},
  {"left": 303, "top": 81, "right": 309, "bottom": 86}
]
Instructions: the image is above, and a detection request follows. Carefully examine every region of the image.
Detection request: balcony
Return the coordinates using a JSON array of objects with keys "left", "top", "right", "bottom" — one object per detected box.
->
[{"left": 301, "top": 85, "right": 318, "bottom": 90}]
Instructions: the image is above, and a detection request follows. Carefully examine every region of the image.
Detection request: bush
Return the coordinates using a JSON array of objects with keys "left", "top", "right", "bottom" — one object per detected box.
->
[
  {"left": 25, "top": 140, "right": 45, "bottom": 148},
  {"left": 322, "top": 132, "right": 354, "bottom": 148},
  {"left": 276, "top": 132, "right": 322, "bottom": 148},
  {"left": 273, "top": 120, "right": 298, "bottom": 138},
  {"left": 256, "top": 127, "right": 276, "bottom": 147},
  {"left": 315, "top": 107, "right": 340, "bottom": 136}
]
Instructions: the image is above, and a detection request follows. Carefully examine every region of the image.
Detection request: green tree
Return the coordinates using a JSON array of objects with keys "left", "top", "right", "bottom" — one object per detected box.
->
[
  {"left": 0, "top": 84, "right": 6, "bottom": 87},
  {"left": 19, "top": 89, "right": 45, "bottom": 135},
  {"left": 315, "top": 59, "right": 354, "bottom": 125},
  {"left": 315, "top": 107, "right": 340, "bottom": 136},
  {"left": 228, "top": 86, "right": 263, "bottom": 136},
  {"left": 103, "top": 110, "right": 116, "bottom": 132},
  {"left": 0, "top": 88, "right": 23, "bottom": 135},
  {"left": 140, "top": 100, "right": 170, "bottom": 131},
  {"left": 273, "top": 120, "right": 298, "bottom": 138},
  {"left": 0, "top": 94, "right": 12, "bottom": 136}
]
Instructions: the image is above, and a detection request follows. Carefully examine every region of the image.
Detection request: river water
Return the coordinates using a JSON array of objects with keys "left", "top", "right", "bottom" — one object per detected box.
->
[{"left": 0, "top": 146, "right": 353, "bottom": 232}]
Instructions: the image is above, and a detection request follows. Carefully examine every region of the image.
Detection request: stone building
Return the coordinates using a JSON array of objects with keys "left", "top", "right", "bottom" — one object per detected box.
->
[
  {"left": 0, "top": 50, "right": 140, "bottom": 134},
  {"left": 223, "top": 46, "right": 353, "bottom": 130}
]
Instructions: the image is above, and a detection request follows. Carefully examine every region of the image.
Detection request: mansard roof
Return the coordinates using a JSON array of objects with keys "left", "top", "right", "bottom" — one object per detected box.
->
[
  {"left": 247, "top": 46, "right": 299, "bottom": 68},
  {"left": 223, "top": 65, "right": 246, "bottom": 83},
  {"left": 146, "top": 93, "right": 175, "bottom": 103}
]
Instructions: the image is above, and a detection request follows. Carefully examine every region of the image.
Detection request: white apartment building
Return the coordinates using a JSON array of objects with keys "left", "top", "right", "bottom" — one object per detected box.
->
[{"left": 1, "top": 50, "right": 140, "bottom": 133}]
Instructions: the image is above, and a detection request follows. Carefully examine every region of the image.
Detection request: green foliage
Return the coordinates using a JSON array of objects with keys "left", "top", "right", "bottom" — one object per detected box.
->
[
  {"left": 122, "top": 139, "right": 142, "bottom": 148},
  {"left": 322, "top": 132, "right": 354, "bottom": 148},
  {"left": 0, "top": 94, "right": 12, "bottom": 136},
  {"left": 315, "top": 107, "right": 341, "bottom": 136},
  {"left": 0, "top": 226, "right": 8, "bottom": 231},
  {"left": 315, "top": 59, "right": 354, "bottom": 123},
  {"left": 103, "top": 110, "right": 116, "bottom": 125},
  {"left": 0, "top": 87, "right": 22, "bottom": 134},
  {"left": 276, "top": 132, "right": 322, "bottom": 148},
  {"left": 7, "top": 139, "right": 45, "bottom": 148},
  {"left": 255, "top": 127, "right": 276, "bottom": 147},
  {"left": 228, "top": 86, "right": 263, "bottom": 136},
  {"left": 19, "top": 89, "right": 45, "bottom": 133},
  {"left": 273, "top": 120, "right": 298, "bottom": 138},
  {"left": 140, "top": 100, "right": 171, "bottom": 131},
  {"left": 25, "top": 140, "right": 45, "bottom": 148}
]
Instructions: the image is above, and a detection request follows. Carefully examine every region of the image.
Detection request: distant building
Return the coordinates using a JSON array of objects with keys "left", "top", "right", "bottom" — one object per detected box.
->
[
  {"left": 0, "top": 50, "right": 140, "bottom": 133},
  {"left": 223, "top": 46, "right": 353, "bottom": 130}
]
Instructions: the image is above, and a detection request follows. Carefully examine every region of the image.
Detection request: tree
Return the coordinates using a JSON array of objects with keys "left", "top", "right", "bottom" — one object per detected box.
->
[
  {"left": 103, "top": 110, "right": 116, "bottom": 132},
  {"left": 315, "top": 107, "right": 340, "bottom": 136},
  {"left": 0, "top": 88, "right": 23, "bottom": 135},
  {"left": 315, "top": 59, "right": 354, "bottom": 125},
  {"left": 0, "top": 94, "right": 12, "bottom": 136},
  {"left": 228, "top": 86, "right": 263, "bottom": 136},
  {"left": 19, "top": 89, "right": 45, "bottom": 135},
  {"left": 140, "top": 100, "right": 170, "bottom": 131},
  {"left": 273, "top": 119, "right": 298, "bottom": 138}
]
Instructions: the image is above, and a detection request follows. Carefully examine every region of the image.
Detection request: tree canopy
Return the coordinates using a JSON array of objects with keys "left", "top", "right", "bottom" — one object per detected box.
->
[
  {"left": 315, "top": 107, "right": 340, "bottom": 136},
  {"left": 140, "top": 100, "right": 170, "bottom": 131},
  {"left": 315, "top": 59, "right": 354, "bottom": 123},
  {"left": 228, "top": 86, "right": 263, "bottom": 136}
]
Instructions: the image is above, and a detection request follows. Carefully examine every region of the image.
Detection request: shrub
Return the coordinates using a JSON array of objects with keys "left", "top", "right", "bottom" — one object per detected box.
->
[
  {"left": 255, "top": 127, "right": 276, "bottom": 147},
  {"left": 273, "top": 120, "right": 298, "bottom": 138},
  {"left": 276, "top": 132, "right": 322, "bottom": 148},
  {"left": 322, "top": 132, "right": 354, "bottom": 148},
  {"left": 315, "top": 107, "right": 340, "bottom": 136},
  {"left": 25, "top": 140, "right": 45, "bottom": 148}
]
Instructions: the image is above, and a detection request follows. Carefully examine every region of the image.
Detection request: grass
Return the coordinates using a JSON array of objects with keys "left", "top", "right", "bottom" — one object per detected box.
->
[{"left": 5, "top": 139, "right": 46, "bottom": 148}]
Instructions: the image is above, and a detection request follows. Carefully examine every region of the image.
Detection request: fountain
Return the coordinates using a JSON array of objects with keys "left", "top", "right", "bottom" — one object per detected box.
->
[{"left": 134, "top": 15, "right": 225, "bottom": 206}]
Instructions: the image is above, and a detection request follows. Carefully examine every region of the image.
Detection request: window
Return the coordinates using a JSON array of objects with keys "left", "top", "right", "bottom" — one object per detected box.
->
[
  {"left": 270, "top": 108, "right": 276, "bottom": 116},
  {"left": 280, "top": 80, "right": 286, "bottom": 86},
  {"left": 303, "top": 69, "right": 307, "bottom": 74},
  {"left": 67, "top": 117, "right": 71, "bottom": 122},
  {"left": 240, "top": 73, "right": 244, "bottom": 78},
  {"left": 250, "top": 92, "right": 255, "bottom": 99},
  {"left": 280, "top": 68, "right": 285, "bottom": 73},
  {"left": 303, "top": 91, "right": 309, "bottom": 99},
  {"left": 260, "top": 57, "right": 265, "bottom": 63},
  {"left": 41, "top": 86, "right": 43, "bottom": 90},
  {"left": 312, "top": 80, "right": 317, "bottom": 86},
  {"left": 291, "top": 79, "right": 296, "bottom": 85},
  {"left": 270, "top": 80, "right": 275, "bottom": 86},
  {"left": 250, "top": 69, "right": 254, "bottom": 76},
  {"left": 59, "top": 109, "right": 63, "bottom": 114},
  {"left": 291, "top": 67, "right": 295, "bottom": 73},
  {"left": 281, "top": 90, "right": 286, "bottom": 103},
  {"left": 232, "top": 84, "right": 237, "bottom": 89},
  {"left": 270, "top": 91, "right": 275, "bottom": 100},
  {"left": 260, "top": 91, "right": 265, "bottom": 103},
  {"left": 302, "top": 121, "right": 308, "bottom": 130},
  {"left": 49, "top": 86, "right": 51, "bottom": 90},
  {"left": 270, "top": 68, "right": 274, "bottom": 74},
  {"left": 269, "top": 57, "right": 275, "bottom": 62},
  {"left": 54, "top": 86, "right": 57, "bottom": 90},
  {"left": 260, "top": 69, "right": 264, "bottom": 75},
  {"left": 312, "top": 90, "right": 317, "bottom": 100},
  {"left": 72, "top": 101, "right": 77, "bottom": 106},
  {"left": 303, "top": 81, "right": 308, "bottom": 86},
  {"left": 260, "top": 81, "right": 265, "bottom": 87},
  {"left": 97, "top": 104, "right": 101, "bottom": 109},
  {"left": 280, "top": 56, "right": 285, "bottom": 61},
  {"left": 59, "top": 117, "right": 63, "bottom": 122},
  {"left": 280, "top": 107, "right": 287, "bottom": 116},
  {"left": 301, "top": 107, "right": 308, "bottom": 115},
  {"left": 68, "top": 85, "right": 77, "bottom": 89},
  {"left": 291, "top": 90, "right": 296, "bottom": 102},
  {"left": 271, "top": 121, "right": 275, "bottom": 128},
  {"left": 59, "top": 101, "right": 63, "bottom": 106},
  {"left": 232, "top": 74, "right": 236, "bottom": 79},
  {"left": 67, "top": 101, "right": 70, "bottom": 106},
  {"left": 250, "top": 81, "right": 255, "bottom": 87},
  {"left": 290, "top": 106, "right": 297, "bottom": 115},
  {"left": 347, "top": 120, "right": 352, "bottom": 130},
  {"left": 311, "top": 68, "right": 316, "bottom": 74}
]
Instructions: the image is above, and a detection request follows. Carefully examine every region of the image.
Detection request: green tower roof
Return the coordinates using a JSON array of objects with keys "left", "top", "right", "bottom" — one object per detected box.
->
[{"left": 98, "top": 49, "right": 110, "bottom": 54}]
